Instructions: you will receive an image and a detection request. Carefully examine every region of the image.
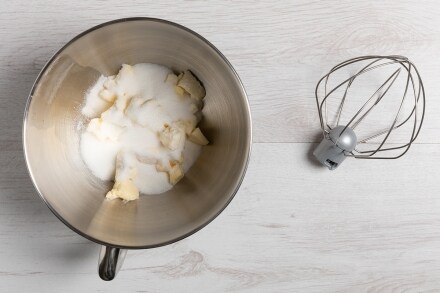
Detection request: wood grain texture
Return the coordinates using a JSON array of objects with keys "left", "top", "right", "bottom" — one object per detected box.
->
[
  {"left": 2, "top": 143, "right": 440, "bottom": 292},
  {"left": 1, "top": 0, "right": 440, "bottom": 292}
]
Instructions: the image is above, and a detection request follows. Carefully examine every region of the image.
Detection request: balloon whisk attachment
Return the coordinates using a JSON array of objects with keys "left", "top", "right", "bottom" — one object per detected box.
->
[{"left": 313, "top": 56, "right": 425, "bottom": 170}]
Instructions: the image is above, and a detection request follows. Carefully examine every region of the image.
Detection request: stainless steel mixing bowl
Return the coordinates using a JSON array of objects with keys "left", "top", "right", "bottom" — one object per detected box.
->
[{"left": 23, "top": 18, "right": 252, "bottom": 280}]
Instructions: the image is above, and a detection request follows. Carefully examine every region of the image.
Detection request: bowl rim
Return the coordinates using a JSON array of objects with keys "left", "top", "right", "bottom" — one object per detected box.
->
[{"left": 22, "top": 17, "right": 252, "bottom": 249}]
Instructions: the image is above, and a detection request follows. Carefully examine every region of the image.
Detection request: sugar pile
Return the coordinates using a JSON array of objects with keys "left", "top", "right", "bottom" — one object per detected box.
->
[{"left": 80, "top": 63, "right": 208, "bottom": 201}]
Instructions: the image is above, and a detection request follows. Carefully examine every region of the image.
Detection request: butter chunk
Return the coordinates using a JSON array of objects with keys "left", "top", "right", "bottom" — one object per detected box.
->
[
  {"left": 168, "top": 160, "right": 184, "bottom": 185},
  {"left": 155, "top": 159, "right": 184, "bottom": 186},
  {"left": 174, "top": 86, "right": 187, "bottom": 96},
  {"left": 166, "top": 73, "right": 179, "bottom": 85},
  {"left": 175, "top": 119, "right": 196, "bottom": 135},
  {"left": 177, "top": 70, "right": 206, "bottom": 100},
  {"left": 106, "top": 179, "right": 139, "bottom": 201},
  {"left": 106, "top": 152, "right": 139, "bottom": 201},
  {"left": 159, "top": 124, "right": 185, "bottom": 150},
  {"left": 188, "top": 127, "right": 209, "bottom": 145}
]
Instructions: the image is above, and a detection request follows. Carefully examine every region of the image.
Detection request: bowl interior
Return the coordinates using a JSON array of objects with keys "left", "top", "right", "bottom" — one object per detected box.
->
[{"left": 24, "top": 19, "right": 251, "bottom": 248}]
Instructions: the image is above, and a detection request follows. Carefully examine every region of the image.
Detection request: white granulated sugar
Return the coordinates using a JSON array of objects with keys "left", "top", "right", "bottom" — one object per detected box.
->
[{"left": 80, "top": 63, "right": 208, "bottom": 201}]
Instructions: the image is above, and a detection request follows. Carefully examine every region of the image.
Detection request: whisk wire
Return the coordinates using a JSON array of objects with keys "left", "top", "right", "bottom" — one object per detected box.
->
[
  {"left": 352, "top": 63, "right": 412, "bottom": 158},
  {"left": 350, "top": 68, "right": 401, "bottom": 130}
]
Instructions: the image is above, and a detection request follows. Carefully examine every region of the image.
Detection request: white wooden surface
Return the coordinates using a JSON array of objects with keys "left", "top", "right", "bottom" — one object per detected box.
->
[{"left": 1, "top": 1, "right": 440, "bottom": 292}]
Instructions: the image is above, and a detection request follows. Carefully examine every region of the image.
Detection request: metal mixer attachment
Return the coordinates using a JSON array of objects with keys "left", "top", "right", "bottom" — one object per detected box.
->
[{"left": 313, "top": 55, "right": 425, "bottom": 170}]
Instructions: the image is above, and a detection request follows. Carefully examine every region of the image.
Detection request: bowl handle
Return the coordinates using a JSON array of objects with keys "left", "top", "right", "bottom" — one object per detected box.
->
[{"left": 98, "top": 245, "right": 127, "bottom": 281}]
